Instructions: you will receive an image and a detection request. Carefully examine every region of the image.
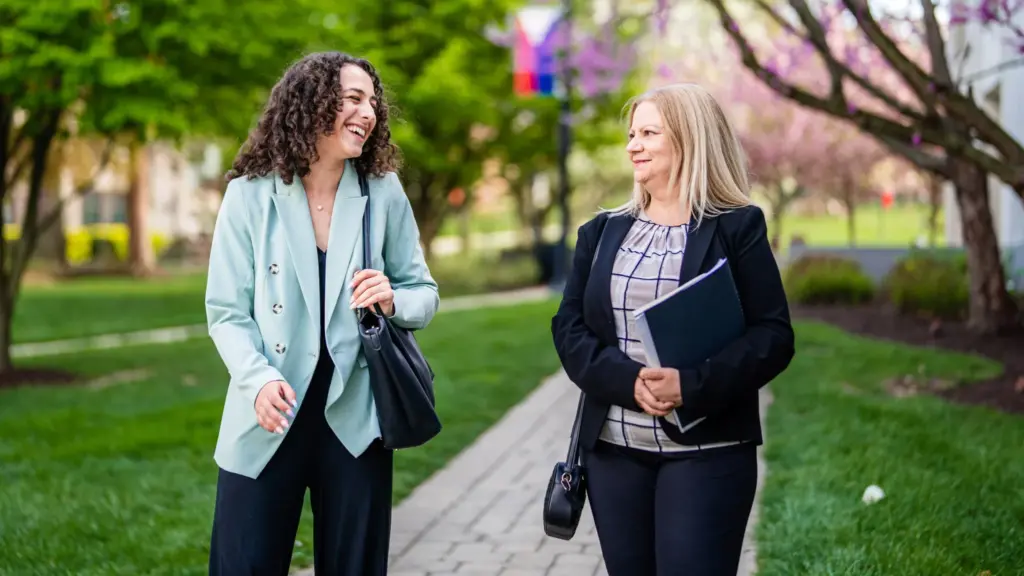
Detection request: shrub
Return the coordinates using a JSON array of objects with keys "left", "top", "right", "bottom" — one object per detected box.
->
[
  {"left": 883, "top": 252, "right": 968, "bottom": 319},
  {"left": 428, "top": 250, "right": 541, "bottom": 298},
  {"left": 783, "top": 255, "right": 875, "bottom": 305}
]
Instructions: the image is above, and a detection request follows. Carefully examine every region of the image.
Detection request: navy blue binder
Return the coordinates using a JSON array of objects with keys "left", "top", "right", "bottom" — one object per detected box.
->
[{"left": 633, "top": 257, "right": 746, "bottom": 432}]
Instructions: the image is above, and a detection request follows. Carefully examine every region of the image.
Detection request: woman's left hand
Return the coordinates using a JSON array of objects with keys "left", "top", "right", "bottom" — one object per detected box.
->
[
  {"left": 350, "top": 269, "right": 395, "bottom": 316},
  {"left": 638, "top": 367, "right": 683, "bottom": 407}
]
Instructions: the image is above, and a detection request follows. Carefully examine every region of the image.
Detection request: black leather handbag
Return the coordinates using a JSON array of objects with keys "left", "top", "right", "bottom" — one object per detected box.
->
[
  {"left": 542, "top": 392, "right": 588, "bottom": 539},
  {"left": 355, "top": 170, "right": 442, "bottom": 450},
  {"left": 542, "top": 216, "right": 609, "bottom": 540}
]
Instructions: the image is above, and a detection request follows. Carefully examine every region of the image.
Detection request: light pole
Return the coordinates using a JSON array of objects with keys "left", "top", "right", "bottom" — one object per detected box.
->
[{"left": 550, "top": 0, "right": 573, "bottom": 291}]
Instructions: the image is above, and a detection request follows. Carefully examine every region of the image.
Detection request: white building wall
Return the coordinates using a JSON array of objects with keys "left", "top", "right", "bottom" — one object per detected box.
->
[{"left": 944, "top": 9, "right": 1024, "bottom": 253}]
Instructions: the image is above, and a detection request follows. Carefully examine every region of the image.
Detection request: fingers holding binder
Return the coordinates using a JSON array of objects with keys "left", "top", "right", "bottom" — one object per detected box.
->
[
  {"left": 634, "top": 376, "right": 675, "bottom": 417},
  {"left": 639, "top": 367, "right": 682, "bottom": 408}
]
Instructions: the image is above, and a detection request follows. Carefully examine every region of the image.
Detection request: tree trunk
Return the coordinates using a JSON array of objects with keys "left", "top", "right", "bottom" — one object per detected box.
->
[
  {"left": 927, "top": 174, "right": 942, "bottom": 247},
  {"left": 419, "top": 216, "right": 441, "bottom": 261},
  {"left": 769, "top": 201, "right": 783, "bottom": 252},
  {"left": 951, "top": 158, "right": 1018, "bottom": 334},
  {"left": 845, "top": 198, "right": 857, "bottom": 247},
  {"left": 407, "top": 173, "right": 444, "bottom": 262},
  {"left": 0, "top": 293, "right": 12, "bottom": 373},
  {"left": 127, "top": 142, "right": 154, "bottom": 277},
  {"left": 457, "top": 209, "right": 471, "bottom": 254}
]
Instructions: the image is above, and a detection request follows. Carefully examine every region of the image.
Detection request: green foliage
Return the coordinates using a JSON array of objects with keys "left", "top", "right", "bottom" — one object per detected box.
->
[
  {"left": 0, "top": 0, "right": 374, "bottom": 364},
  {"left": 783, "top": 254, "right": 875, "bottom": 305},
  {"left": 883, "top": 251, "right": 968, "bottom": 319},
  {"left": 306, "top": 0, "right": 521, "bottom": 241},
  {"left": 429, "top": 250, "right": 540, "bottom": 298},
  {"left": 2, "top": 0, "right": 333, "bottom": 143}
]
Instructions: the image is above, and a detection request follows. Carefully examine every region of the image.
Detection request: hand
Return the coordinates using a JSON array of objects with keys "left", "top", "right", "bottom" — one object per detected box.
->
[
  {"left": 639, "top": 367, "right": 683, "bottom": 408},
  {"left": 256, "top": 380, "right": 296, "bottom": 434},
  {"left": 350, "top": 269, "right": 394, "bottom": 317},
  {"left": 634, "top": 376, "right": 675, "bottom": 417}
]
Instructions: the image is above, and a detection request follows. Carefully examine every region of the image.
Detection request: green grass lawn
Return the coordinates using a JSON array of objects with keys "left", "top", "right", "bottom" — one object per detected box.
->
[
  {"left": 15, "top": 273, "right": 208, "bottom": 344},
  {"left": 759, "top": 321, "right": 1022, "bottom": 575},
  {"left": 770, "top": 204, "right": 946, "bottom": 251},
  {"left": 0, "top": 299, "right": 561, "bottom": 575},
  {"left": 440, "top": 199, "right": 944, "bottom": 255},
  {"left": 14, "top": 261, "right": 542, "bottom": 344}
]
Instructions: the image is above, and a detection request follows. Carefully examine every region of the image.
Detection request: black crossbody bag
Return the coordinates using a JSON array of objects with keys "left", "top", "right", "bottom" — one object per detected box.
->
[
  {"left": 355, "top": 170, "right": 442, "bottom": 450},
  {"left": 542, "top": 216, "right": 609, "bottom": 540}
]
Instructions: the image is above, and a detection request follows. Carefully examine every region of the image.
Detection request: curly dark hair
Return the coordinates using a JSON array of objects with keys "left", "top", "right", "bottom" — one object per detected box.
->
[{"left": 226, "top": 51, "right": 401, "bottom": 184}]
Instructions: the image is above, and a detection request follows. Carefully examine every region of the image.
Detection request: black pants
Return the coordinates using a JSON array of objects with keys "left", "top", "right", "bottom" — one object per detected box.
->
[
  {"left": 209, "top": 358, "right": 393, "bottom": 575},
  {"left": 585, "top": 441, "right": 757, "bottom": 576}
]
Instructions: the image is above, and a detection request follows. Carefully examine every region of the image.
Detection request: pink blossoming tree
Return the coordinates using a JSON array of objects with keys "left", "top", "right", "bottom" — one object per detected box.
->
[{"left": 673, "top": 0, "right": 1024, "bottom": 333}]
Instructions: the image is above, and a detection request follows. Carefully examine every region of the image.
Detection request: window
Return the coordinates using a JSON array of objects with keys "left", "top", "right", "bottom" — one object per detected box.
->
[{"left": 82, "top": 193, "right": 101, "bottom": 224}]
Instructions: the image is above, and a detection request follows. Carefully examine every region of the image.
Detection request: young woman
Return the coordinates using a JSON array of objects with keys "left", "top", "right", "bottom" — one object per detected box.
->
[
  {"left": 551, "top": 83, "right": 795, "bottom": 575},
  {"left": 205, "top": 51, "right": 438, "bottom": 575}
]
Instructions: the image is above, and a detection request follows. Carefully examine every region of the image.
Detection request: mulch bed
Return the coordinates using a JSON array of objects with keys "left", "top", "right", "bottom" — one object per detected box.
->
[
  {"left": 792, "top": 304, "right": 1024, "bottom": 415},
  {"left": 0, "top": 368, "right": 80, "bottom": 390}
]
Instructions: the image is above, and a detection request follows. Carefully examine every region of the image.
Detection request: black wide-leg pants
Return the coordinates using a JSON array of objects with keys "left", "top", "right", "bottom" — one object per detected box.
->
[
  {"left": 208, "top": 358, "right": 392, "bottom": 576},
  {"left": 584, "top": 440, "right": 758, "bottom": 576}
]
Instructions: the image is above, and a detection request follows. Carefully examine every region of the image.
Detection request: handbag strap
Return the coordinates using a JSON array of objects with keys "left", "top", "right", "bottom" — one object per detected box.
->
[
  {"left": 564, "top": 214, "right": 611, "bottom": 467},
  {"left": 357, "top": 169, "right": 386, "bottom": 318}
]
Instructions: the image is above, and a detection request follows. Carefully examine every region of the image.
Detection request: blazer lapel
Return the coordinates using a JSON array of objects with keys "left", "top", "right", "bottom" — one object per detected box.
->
[
  {"left": 323, "top": 161, "right": 366, "bottom": 328},
  {"left": 271, "top": 174, "right": 320, "bottom": 328},
  {"left": 678, "top": 216, "right": 718, "bottom": 286}
]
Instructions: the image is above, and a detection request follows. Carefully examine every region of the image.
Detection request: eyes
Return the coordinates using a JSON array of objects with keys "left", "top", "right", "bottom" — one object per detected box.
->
[
  {"left": 628, "top": 128, "right": 657, "bottom": 139},
  {"left": 344, "top": 94, "right": 378, "bottom": 109}
]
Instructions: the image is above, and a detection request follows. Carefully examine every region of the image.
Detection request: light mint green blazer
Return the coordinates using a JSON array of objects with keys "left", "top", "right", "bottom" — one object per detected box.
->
[{"left": 205, "top": 160, "right": 439, "bottom": 479}]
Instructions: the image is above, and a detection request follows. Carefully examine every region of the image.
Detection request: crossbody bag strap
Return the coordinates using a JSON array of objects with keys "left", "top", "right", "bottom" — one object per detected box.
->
[
  {"left": 564, "top": 213, "right": 612, "bottom": 466},
  {"left": 357, "top": 170, "right": 385, "bottom": 318}
]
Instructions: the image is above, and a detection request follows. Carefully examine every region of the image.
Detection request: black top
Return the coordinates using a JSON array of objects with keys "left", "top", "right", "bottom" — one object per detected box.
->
[
  {"left": 550, "top": 205, "right": 795, "bottom": 452},
  {"left": 309, "top": 248, "right": 334, "bottom": 406},
  {"left": 317, "top": 248, "right": 329, "bottom": 354}
]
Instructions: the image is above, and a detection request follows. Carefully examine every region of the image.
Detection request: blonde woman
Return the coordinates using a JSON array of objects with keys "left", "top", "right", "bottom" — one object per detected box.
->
[{"left": 551, "top": 83, "right": 794, "bottom": 575}]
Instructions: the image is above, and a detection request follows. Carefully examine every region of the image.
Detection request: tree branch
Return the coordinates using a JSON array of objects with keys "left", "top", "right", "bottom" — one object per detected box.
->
[
  {"left": 787, "top": 0, "right": 846, "bottom": 107},
  {"left": 878, "top": 137, "right": 949, "bottom": 175},
  {"left": 842, "top": 0, "right": 1024, "bottom": 170},
  {"left": 840, "top": 0, "right": 936, "bottom": 99},
  {"left": 10, "top": 108, "right": 62, "bottom": 295},
  {"left": 748, "top": 0, "right": 926, "bottom": 122},
  {"left": 706, "top": 0, "right": 1024, "bottom": 190},
  {"left": 33, "top": 138, "right": 116, "bottom": 241},
  {"left": 919, "top": 0, "right": 952, "bottom": 87},
  {"left": 960, "top": 56, "right": 1024, "bottom": 83},
  {"left": 3, "top": 150, "right": 30, "bottom": 191}
]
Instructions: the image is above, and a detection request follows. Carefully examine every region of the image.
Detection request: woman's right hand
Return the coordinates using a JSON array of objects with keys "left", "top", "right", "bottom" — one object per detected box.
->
[
  {"left": 634, "top": 376, "right": 674, "bottom": 417},
  {"left": 256, "top": 380, "right": 297, "bottom": 434}
]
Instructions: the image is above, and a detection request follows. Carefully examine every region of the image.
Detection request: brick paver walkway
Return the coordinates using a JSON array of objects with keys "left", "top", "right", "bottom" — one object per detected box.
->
[{"left": 295, "top": 371, "right": 771, "bottom": 575}]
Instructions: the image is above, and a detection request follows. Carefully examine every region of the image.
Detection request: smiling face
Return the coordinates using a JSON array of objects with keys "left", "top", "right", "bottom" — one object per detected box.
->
[
  {"left": 626, "top": 101, "right": 674, "bottom": 191},
  {"left": 317, "top": 64, "right": 378, "bottom": 163}
]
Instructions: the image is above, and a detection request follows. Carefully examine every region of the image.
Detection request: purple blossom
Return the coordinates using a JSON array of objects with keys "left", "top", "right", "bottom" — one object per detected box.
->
[{"left": 911, "top": 132, "right": 922, "bottom": 147}]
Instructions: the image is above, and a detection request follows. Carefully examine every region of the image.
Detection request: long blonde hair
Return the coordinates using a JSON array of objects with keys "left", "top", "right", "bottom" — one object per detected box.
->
[{"left": 607, "top": 83, "right": 751, "bottom": 228}]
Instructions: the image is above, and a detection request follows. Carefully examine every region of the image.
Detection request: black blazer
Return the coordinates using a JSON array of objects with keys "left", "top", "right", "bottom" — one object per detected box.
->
[{"left": 550, "top": 204, "right": 795, "bottom": 451}]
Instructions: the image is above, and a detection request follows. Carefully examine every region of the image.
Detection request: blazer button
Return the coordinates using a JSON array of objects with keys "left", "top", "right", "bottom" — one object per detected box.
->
[
  {"left": 275, "top": 343, "right": 286, "bottom": 354},
  {"left": 269, "top": 263, "right": 280, "bottom": 275},
  {"left": 272, "top": 303, "right": 283, "bottom": 314}
]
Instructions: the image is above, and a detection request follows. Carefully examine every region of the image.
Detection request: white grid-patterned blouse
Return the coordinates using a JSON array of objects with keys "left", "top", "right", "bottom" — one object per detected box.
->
[{"left": 596, "top": 212, "right": 746, "bottom": 454}]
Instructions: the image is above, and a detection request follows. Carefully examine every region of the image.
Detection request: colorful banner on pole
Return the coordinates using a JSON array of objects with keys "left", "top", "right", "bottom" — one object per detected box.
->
[{"left": 512, "top": 6, "right": 563, "bottom": 97}]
